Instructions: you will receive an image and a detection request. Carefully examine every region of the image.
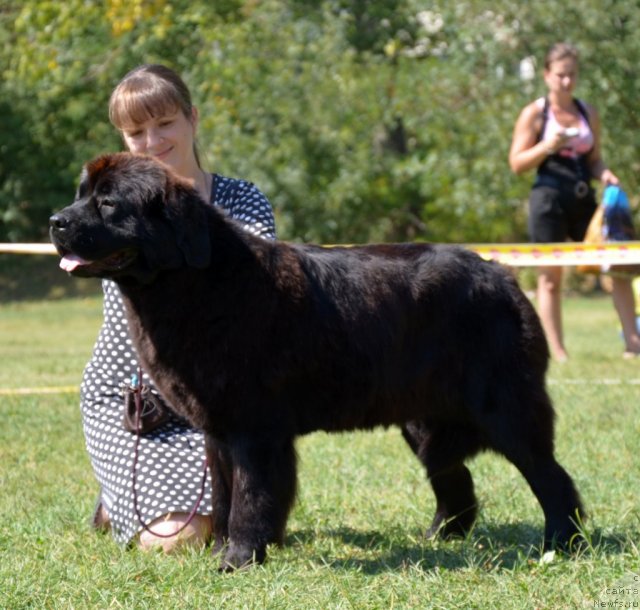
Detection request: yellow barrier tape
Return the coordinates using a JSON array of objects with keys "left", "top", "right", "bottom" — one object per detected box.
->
[
  {"left": 4, "top": 241, "right": 640, "bottom": 267},
  {"left": 467, "top": 241, "right": 640, "bottom": 267},
  {"left": 0, "top": 386, "right": 78, "bottom": 396},
  {"left": 326, "top": 241, "right": 640, "bottom": 267}
]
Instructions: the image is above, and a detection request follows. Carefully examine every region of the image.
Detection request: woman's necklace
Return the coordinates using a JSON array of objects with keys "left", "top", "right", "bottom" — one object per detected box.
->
[{"left": 199, "top": 169, "right": 211, "bottom": 202}]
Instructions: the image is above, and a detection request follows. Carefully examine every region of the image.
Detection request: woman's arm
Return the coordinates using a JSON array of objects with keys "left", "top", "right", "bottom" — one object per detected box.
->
[
  {"left": 226, "top": 180, "right": 277, "bottom": 240},
  {"left": 508, "top": 101, "right": 569, "bottom": 174},
  {"left": 585, "top": 104, "right": 619, "bottom": 185}
]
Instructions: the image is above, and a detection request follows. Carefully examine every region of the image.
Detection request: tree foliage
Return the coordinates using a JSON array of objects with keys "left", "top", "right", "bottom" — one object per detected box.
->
[{"left": 1, "top": 0, "right": 639, "bottom": 244}]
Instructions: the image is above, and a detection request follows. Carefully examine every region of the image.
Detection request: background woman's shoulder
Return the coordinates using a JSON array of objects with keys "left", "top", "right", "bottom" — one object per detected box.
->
[{"left": 516, "top": 98, "right": 545, "bottom": 132}]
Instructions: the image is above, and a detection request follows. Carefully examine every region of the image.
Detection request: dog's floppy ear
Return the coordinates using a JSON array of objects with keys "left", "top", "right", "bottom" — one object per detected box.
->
[{"left": 164, "top": 180, "right": 211, "bottom": 269}]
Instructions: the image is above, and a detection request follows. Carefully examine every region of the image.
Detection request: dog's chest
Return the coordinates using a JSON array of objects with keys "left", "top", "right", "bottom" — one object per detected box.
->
[{"left": 120, "top": 288, "right": 236, "bottom": 430}]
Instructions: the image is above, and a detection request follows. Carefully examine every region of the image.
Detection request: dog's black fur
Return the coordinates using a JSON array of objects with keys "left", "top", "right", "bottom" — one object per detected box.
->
[{"left": 50, "top": 152, "right": 584, "bottom": 569}]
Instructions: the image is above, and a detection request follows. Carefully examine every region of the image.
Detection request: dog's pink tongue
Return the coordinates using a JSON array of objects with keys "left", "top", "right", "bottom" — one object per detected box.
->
[{"left": 60, "top": 254, "right": 90, "bottom": 272}]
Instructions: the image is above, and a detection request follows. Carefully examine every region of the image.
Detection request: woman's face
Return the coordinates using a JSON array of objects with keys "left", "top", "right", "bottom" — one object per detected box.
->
[
  {"left": 544, "top": 57, "right": 578, "bottom": 96},
  {"left": 120, "top": 106, "right": 198, "bottom": 175}
]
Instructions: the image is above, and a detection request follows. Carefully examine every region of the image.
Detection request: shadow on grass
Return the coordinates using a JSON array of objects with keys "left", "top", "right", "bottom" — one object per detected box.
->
[{"left": 285, "top": 523, "right": 636, "bottom": 574}]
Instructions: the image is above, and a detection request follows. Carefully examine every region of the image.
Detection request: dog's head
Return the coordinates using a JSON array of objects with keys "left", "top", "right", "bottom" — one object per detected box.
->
[{"left": 49, "top": 152, "right": 210, "bottom": 284}]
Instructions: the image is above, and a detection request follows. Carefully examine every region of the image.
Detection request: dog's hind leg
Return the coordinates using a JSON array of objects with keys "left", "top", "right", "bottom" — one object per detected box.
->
[
  {"left": 517, "top": 455, "right": 584, "bottom": 551},
  {"left": 402, "top": 422, "right": 481, "bottom": 539},
  {"left": 477, "top": 388, "right": 584, "bottom": 550},
  {"left": 221, "top": 435, "right": 297, "bottom": 570}
]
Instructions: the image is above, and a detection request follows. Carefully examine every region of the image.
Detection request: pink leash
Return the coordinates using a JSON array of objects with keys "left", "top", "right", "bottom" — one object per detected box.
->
[{"left": 131, "top": 368, "right": 209, "bottom": 538}]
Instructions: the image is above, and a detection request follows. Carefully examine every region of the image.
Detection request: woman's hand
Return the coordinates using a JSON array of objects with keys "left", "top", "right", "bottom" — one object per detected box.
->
[
  {"left": 600, "top": 168, "right": 620, "bottom": 186},
  {"left": 542, "top": 130, "right": 571, "bottom": 155}
]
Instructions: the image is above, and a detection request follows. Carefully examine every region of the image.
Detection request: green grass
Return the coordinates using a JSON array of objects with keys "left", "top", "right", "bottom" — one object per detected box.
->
[
  {"left": 1, "top": 294, "right": 639, "bottom": 609},
  {"left": 0, "top": 297, "right": 102, "bottom": 389},
  {"left": 0, "top": 254, "right": 101, "bottom": 302}
]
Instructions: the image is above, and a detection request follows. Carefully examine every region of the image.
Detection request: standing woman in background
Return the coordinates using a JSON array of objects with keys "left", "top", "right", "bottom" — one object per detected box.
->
[
  {"left": 509, "top": 42, "right": 640, "bottom": 361},
  {"left": 84, "top": 64, "right": 276, "bottom": 551}
]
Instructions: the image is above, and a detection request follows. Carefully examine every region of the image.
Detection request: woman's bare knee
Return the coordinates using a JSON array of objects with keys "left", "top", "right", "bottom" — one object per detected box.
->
[
  {"left": 137, "top": 513, "right": 212, "bottom": 553},
  {"left": 537, "top": 267, "right": 563, "bottom": 294}
]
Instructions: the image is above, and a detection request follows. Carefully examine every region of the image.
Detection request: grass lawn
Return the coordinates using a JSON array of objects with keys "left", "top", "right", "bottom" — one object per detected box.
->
[{"left": 0, "top": 292, "right": 639, "bottom": 609}]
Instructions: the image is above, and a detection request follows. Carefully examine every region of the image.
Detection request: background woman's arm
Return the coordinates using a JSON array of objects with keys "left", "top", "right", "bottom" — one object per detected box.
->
[
  {"left": 586, "top": 105, "right": 619, "bottom": 185},
  {"left": 509, "top": 102, "right": 570, "bottom": 175}
]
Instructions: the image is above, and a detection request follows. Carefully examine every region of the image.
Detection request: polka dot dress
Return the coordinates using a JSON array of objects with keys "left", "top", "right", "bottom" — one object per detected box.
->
[{"left": 80, "top": 175, "right": 276, "bottom": 545}]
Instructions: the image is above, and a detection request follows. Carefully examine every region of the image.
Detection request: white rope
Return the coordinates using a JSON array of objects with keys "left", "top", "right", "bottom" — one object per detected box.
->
[
  {"left": 0, "top": 243, "right": 57, "bottom": 254},
  {"left": 5, "top": 241, "right": 640, "bottom": 267},
  {"left": 1, "top": 379, "right": 639, "bottom": 396},
  {"left": 0, "top": 386, "right": 78, "bottom": 395}
]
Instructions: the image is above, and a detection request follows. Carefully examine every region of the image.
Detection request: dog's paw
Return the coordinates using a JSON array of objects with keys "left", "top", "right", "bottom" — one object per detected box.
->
[
  {"left": 425, "top": 508, "right": 476, "bottom": 541},
  {"left": 544, "top": 530, "right": 588, "bottom": 555},
  {"left": 544, "top": 509, "right": 588, "bottom": 555},
  {"left": 210, "top": 537, "right": 227, "bottom": 559},
  {"left": 218, "top": 543, "right": 263, "bottom": 572}
]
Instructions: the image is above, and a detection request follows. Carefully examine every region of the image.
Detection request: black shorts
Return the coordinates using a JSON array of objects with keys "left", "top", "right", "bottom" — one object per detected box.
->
[{"left": 528, "top": 184, "right": 597, "bottom": 243}]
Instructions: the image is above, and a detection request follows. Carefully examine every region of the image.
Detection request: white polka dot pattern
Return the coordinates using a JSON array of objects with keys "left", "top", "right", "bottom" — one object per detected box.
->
[{"left": 80, "top": 174, "right": 276, "bottom": 545}]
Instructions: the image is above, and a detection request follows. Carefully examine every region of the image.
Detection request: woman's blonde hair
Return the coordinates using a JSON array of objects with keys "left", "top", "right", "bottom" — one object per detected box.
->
[{"left": 109, "top": 64, "right": 201, "bottom": 165}]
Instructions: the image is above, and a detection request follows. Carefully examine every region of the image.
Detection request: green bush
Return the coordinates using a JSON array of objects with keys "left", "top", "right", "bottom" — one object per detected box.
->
[{"left": 2, "top": 1, "right": 638, "bottom": 244}]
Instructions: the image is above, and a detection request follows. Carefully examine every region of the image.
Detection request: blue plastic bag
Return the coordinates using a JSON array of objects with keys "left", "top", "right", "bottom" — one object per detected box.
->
[
  {"left": 579, "top": 185, "right": 640, "bottom": 275},
  {"left": 602, "top": 185, "right": 635, "bottom": 241}
]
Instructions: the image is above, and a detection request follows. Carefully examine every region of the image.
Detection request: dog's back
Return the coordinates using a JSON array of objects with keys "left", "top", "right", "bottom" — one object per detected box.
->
[{"left": 260, "top": 241, "right": 548, "bottom": 433}]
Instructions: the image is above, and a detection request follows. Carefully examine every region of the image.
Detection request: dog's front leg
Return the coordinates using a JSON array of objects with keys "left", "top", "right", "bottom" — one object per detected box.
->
[
  {"left": 220, "top": 435, "right": 297, "bottom": 570},
  {"left": 204, "top": 435, "right": 234, "bottom": 557}
]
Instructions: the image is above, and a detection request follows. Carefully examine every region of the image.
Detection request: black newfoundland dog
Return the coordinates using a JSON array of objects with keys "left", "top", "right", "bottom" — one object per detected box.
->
[{"left": 50, "top": 152, "right": 583, "bottom": 569}]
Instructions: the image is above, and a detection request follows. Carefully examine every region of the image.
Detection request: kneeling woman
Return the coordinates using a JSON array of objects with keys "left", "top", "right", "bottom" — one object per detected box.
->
[{"left": 85, "top": 64, "right": 276, "bottom": 551}]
